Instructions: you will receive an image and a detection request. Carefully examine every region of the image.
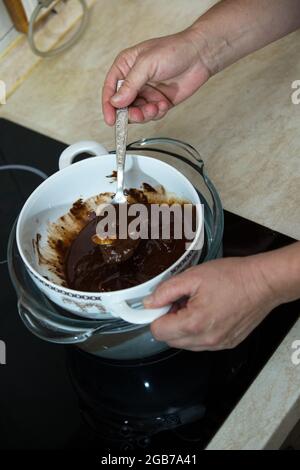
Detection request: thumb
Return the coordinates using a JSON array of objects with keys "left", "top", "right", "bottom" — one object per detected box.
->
[
  {"left": 110, "top": 58, "right": 151, "bottom": 108},
  {"left": 144, "top": 270, "right": 197, "bottom": 308}
]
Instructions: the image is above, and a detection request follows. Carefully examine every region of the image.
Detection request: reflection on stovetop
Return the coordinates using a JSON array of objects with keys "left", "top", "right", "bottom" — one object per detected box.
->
[
  {"left": 64, "top": 277, "right": 298, "bottom": 452},
  {"left": 0, "top": 119, "right": 299, "bottom": 452},
  {"left": 65, "top": 339, "right": 251, "bottom": 451}
]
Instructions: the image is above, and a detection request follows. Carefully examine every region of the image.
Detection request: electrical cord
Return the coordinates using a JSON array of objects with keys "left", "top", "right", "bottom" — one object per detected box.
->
[
  {"left": 0, "top": 164, "right": 48, "bottom": 265},
  {"left": 28, "top": 0, "right": 89, "bottom": 58},
  {"left": 0, "top": 164, "right": 48, "bottom": 180}
]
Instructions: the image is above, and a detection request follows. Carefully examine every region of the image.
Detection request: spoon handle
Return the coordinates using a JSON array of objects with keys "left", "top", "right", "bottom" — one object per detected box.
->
[{"left": 115, "top": 80, "right": 128, "bottom": 198}]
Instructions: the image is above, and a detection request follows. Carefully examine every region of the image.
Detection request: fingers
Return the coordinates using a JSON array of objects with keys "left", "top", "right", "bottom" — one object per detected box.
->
[
  {"left": 102, "top": 47, "right": 136, "bottom": 126},
  {"left": 151, "top": 302, "right": 260, "bottom": 352},
  {"left": 152, "top": 100, "right": 170, "bottom": 120},
  {"left": 102, "top": 65, "right": 124, "bottom": 126},
  {"left": 103, "top": 75, "right": 168, "bottom": 125},
  {"left": 146, "top": 271, "right": 201, "bottom": 344},
  {"left": 150, "top": 303, "right": 221, "bottom": 349},
  {"left": 151, "top": 307, "right": 192, "bottom": 343},
  {"left": 129, "top": 102, "right": 159, "bottom": 123},
  {"left": 147, "top": 256, "right": 274, "bottom": 353},
  {"left": 109, "top": 57, "right": 152, "bottom": 109},
  {"left": 128, "top": 84, "right": 171, "bottom": 122},
  {"left": 129, "top": 100, "right": 169, "bottom": 123},
  {"left": 152, "top": 313, "right": 237, "bottom": 352},
  {"left": 144, "top": 269, "right": 198, "bottom": 308},
  {"left": 102, "top": 48, "right": 172, "bottom": 125},
  {"left": 102, "top": 97, "right": 117, "bottom": 127}
]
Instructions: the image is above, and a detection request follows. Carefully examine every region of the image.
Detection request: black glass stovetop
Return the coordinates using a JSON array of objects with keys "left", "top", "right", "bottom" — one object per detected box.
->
[{"left": 0, "top": 118, "right": 299, "bottom": 452}]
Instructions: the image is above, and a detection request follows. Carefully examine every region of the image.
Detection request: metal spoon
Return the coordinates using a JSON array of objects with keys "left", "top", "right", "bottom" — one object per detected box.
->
[
  {"left": 93, "top": 79, "right": 128, "bottom": 248},
  {"left": 111, "top": 79, "right": 128, "bottom": 205},
  {"left": 92, "top": 80, "right": 140, "bottom": 262}
]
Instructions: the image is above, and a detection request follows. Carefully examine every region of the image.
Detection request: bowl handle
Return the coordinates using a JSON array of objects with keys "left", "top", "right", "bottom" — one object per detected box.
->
[
  {"left": 59, "top": 141, "right": 108, "bottom": 170},
  {"left": 108, "top": 300, "right": 171, "bottom": 325}
]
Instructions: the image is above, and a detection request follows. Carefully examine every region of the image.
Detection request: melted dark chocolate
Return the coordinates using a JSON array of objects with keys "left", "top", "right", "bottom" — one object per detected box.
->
[{"left": 65, "top": 203, "right": 194, "bottom": 292}]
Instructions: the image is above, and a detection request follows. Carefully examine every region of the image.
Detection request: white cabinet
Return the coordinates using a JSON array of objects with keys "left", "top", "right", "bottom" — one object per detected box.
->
[
  {"left": 0, "top": 0, "right": 18, "bottom": 55},
  {"left": 0, "top": 0, "right": 14, "bottom": 40}
]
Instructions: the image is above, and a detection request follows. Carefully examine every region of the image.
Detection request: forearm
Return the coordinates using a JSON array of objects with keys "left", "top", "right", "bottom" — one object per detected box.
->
[
  {"left": 251, "top": 242, "right": 300, "bottom": 306},
  {"left": 188, "top": 0, "right": 300, "bottom": 75}
]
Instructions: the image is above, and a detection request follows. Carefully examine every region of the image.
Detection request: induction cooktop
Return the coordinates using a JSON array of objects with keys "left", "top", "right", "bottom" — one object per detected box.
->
[{"left": 0, "top": 118, "right": 299, "bottom": 453}]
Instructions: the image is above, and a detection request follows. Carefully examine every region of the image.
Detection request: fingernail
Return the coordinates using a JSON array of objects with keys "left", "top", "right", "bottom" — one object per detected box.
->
[
  {"left": 111, "top": 87, "right": 129, "bottom": 104},
  {"left": 111, "top": 93, "right": 122, "bottom": 104}
]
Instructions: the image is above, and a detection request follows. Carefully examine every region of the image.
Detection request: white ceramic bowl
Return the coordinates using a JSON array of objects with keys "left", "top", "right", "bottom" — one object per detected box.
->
[{"left": 16, "top": 141, "right": 204, "bottom": 324}]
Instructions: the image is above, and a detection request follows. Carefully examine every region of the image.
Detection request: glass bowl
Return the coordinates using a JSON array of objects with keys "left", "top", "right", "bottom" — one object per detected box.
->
[{"left": 8, "top": 138, "right": 223, "bottom": 360}]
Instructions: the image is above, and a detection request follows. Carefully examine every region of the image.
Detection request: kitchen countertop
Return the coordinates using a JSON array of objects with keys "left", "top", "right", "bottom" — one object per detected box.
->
[
  {"left": 1, "top": 0, "right": 300, "bottom": 450},
  {"left": 2, "top": 0, "right": 300, "bottom": 240}
]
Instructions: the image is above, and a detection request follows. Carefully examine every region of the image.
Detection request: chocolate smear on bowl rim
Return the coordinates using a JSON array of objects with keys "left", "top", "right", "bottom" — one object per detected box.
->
[{"left": 32, "top": 185, "right": 196, "bottom": 293}]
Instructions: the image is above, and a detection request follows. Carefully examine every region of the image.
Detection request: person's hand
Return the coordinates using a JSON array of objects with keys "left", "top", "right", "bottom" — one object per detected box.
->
[
  {"left": 102, "top": 29, "right": 211, "bottom": 125},
  {"left": 144, "top": 256, "right": 281, "bottom": 351}
]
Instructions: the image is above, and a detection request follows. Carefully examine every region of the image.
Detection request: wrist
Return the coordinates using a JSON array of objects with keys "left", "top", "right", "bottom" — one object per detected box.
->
[
  {"left": 183, "top": 24, "right": 221, "bottom": 78},
  {"left": 250, "top": 243, "right": 300, "bottom": 306},
  {"left": 240, "top": 254, "right": 282, "bottom": 312}
]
